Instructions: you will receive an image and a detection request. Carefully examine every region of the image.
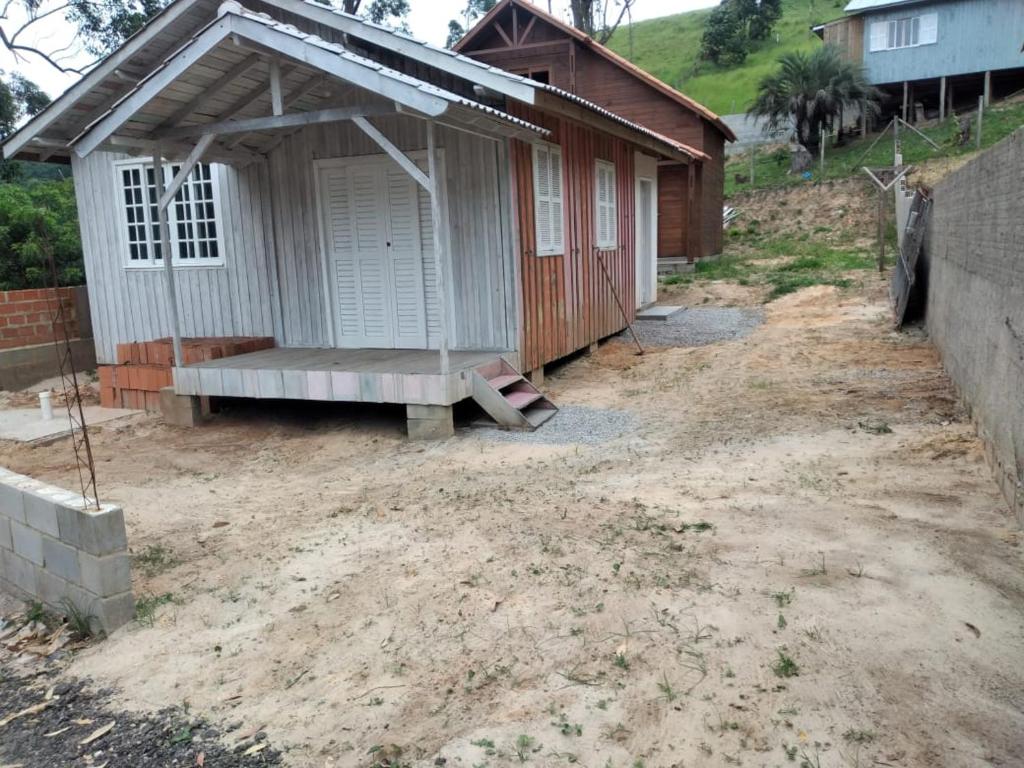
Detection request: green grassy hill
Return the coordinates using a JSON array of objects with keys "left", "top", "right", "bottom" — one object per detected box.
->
[{"left": 606, "top": 0, "right": 845, "bottom": 115}]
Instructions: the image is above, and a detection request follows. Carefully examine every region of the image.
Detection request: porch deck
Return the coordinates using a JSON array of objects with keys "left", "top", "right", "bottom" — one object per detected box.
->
[{"left": 173, "top": 348, "right": 503, "bottom": 406}]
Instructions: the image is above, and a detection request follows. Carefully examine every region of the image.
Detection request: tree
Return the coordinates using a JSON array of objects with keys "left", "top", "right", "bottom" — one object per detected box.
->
[
  {"left": 569, "top": 0, "right": 637, "bottom": 45},
  {"left": 700, "top": 0, "right": 783, "bottom": 66},
  {"left": 700, "top": 2, "right": 747, "bottom": 66},
  {"left": 2, "top": 0, "right": 411, "bottom": 75},
  {"left": 0, "top": 71, "right": 52, "bottom": 181},
  {"left": 446, "top": 0, "right": 497, "bottom": 49},
  {"left": 748, "top": 45, "right": 880, "bottom": 160},
  {"left": 0, "top": 179, "right": 83, "bottom": 288}
]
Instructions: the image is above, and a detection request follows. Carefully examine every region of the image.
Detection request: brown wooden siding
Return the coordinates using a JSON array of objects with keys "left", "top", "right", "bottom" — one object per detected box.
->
[
  {"left": 458, "top": 5, "right": 731, "bottom": 260},
  {"left": 509, "top": 106, "right": 636, "bottom": 372}
]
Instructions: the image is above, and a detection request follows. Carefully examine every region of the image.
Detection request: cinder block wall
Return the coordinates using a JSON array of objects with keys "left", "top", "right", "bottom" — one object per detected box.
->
[
  {"left": 923, "top": 127, "right": 1024, "bottom": 525},
  {"left": 0, "top": 287, "right": 86, "bottom": 350},
  {"left": 0, "top": 467, "right": 134, "bottom": 632}
]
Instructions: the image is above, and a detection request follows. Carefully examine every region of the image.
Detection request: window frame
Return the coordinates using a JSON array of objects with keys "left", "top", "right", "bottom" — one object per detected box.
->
[
  {"left": 531, "top": 141, "right": 565, "bottom": 258},
  {"left": 114, "top": 158, "right": 226, "bottom": 270},
  {"left": 870, "top": 12, "right": 937, "bottom": 52},
  {"left": 594, "top": 159, "right": 618, "bottom": 251}
]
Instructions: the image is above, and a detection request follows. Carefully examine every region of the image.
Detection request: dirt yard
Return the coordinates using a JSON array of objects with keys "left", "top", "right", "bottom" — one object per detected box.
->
[{"left": 2, "top": 218, "right": 1023, "bottom": 767}]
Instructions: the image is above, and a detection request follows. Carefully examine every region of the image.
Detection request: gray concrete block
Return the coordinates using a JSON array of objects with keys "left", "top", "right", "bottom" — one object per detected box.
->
[
  {"left": 160, "top": 387, "right": 210, "bottom": 428},
  {"left": 406, "top": 404, "right": 454, "bottom": 440},
  {"left": 42, "top": 536, "right": 81, "bottom": 582},
  {"left": 24, "top": 492, "right": 59, "bottom": 537},
  {"left": 55, "top": 504, "right": 82, "bottom": 548},
  {"left": 11, "top": 520, "right": 43, "bottom": 565},
  {"left": 3, "top": 552, "right": 38, "bottom": 594},
  {"left": 94, "top": 591, "right": 135, "bottom": 634},
  {"left": 75, "top": 506, "right": 128, "bottom": 557},
  {"left": 0, "top": 516, "right": 10, "bottom": 551},
  {"left": 78, "top": 552, "right": 131, "bottom": 596},
  {"left": 0, "top": 483, "right": 25, "bottom": 523},
  {"left": 36, "top": 567, "right": 72, "bottom": 606}
]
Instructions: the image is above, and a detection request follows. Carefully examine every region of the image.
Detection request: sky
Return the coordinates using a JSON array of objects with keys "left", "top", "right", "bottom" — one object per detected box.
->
[{"left": 0, "top": 0, "right": 718, "bottom": 102}]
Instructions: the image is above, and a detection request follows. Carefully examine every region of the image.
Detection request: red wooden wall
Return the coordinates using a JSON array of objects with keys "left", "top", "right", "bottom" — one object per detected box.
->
[{"left": 509, "top": 106, "right": 636, "bottom": 372}]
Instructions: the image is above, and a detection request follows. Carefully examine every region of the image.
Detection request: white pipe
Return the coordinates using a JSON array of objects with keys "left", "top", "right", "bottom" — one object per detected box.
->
[{"left": 39, "top": 391, "right": 53, "bottom": 421}]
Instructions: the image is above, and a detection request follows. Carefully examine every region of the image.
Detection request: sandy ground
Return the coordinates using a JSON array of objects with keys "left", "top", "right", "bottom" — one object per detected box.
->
[{"left": 1, "top": 267, "right": 1021, "bottom": 767}]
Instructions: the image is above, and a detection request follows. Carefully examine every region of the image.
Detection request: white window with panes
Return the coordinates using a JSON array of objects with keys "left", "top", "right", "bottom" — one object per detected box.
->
[
  {"left": 532, "top": 142, "right": 564, "bottom": 256},
  {"left": 117, "top": 161, "right": 223, "bottom": 267},
  {"left": 594, "top": 159, "right": 617, "bottom": 250},
  {"left": 869, "top": 13, "right": 937, "bottom": 51}
]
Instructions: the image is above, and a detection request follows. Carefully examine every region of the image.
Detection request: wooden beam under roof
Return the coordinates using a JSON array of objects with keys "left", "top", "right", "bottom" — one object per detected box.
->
[{"left": 158, "top": 104, "right": 398, "bottom": 140}]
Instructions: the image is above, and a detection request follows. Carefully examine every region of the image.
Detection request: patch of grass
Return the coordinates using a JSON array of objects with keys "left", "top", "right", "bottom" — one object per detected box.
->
[
  {"left": 60, "top": 598, "right": 97, "bottom": 640},
  {"left": 24, "top": 600, "right": 47, "bottom": 625},
  {"left": 613, "top": 652, "right": 630, "bottom": 670},
  {"left": 606, "top": 0, "right": 832, "bottom": 115},
  {"left": 691, "top": 235, "right": 874, "bottom": 302},
  {"left": 135, "top": 592, "right": 176, "bottom": 627},
  {"left": 771, "top": 649, "right": 800, "bottom": 678},
  {"left": 657, "top": 672, "right": 677, "bottom": 703},
  {"left": 770, "top": 589, "right": 794, "bottom": 608},
  {"left": 843, "top": 728, "right": 876, "bottom": 744},
  {"left": 513, "top": 734, "right": 537, "bottom": 762},
  {"left": 660, "top": 273, "right": 686, "bottom": 286},
  {"left": 133, "top": 544, "right": 179, "bottom": 578}
]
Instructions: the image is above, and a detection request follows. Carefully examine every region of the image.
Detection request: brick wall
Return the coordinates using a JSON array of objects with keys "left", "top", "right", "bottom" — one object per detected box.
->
[
  {"left": 0, "top": 287, "right": 83, "bottom": 351},
  {"left": 0, "top": 467, "right": 134, "bottom": 634},
  {"left": 922, "top": 126, "right": 1024, "bottom": 525}
]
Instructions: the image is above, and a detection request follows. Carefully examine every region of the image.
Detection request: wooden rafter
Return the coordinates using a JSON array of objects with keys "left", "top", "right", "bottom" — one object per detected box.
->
[
  {"left": 160, "top": 105, "right": 398, "bottom": 141},
  {"left": 158, "top": 52, "right": 262, "bottom": 130}
]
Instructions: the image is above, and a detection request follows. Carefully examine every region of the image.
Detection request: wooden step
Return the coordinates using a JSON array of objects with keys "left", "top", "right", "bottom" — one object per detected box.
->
[
  {"left": 488, "top": 373, "right": 523, "bottom": 390},
  {"left": 523, "top": 404, "right": 558, "bottom": 428},
  {"left": 504, "top": 389, "right": 543, "bottom": 410}
]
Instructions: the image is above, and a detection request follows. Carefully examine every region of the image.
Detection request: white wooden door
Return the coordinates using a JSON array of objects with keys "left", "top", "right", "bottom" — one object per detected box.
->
[
  {"left": 635, "top": 177, "right": 657, "bottom": 308},
  {"left": 318, "top": 158, "right": 431, "bottom": 349}
]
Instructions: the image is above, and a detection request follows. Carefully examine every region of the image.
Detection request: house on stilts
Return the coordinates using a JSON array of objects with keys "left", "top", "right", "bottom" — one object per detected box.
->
[{"left": 3, "top": 0, "right": 705, "bottom": 438}]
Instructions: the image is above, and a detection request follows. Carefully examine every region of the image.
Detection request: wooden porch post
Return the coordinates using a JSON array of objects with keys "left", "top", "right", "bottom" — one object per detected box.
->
[
  {"left": 153, "top": 145, "right": 185, "bottom": 370},
  {"left": 426, "top": 121, "right": 450, "bottom": 375}
]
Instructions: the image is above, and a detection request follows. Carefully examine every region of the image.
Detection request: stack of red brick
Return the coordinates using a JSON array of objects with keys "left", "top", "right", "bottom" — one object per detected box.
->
[{"left": 99, "top": 336, "right": 275, "bottom": 411}]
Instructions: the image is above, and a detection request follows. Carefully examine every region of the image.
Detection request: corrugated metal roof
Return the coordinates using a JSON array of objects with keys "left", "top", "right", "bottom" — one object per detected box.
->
[
  {"left": 277, "top": 0, "right": 705, "bottom": 159},
  {"left": 72, "top": 5, "right": 551, "bottom": 150},
  {"left": 844, "top": 0, "right": 926, "bottom": 12},
  {"left": 235, "top": 7, "right": 549, "bottom": 134}
]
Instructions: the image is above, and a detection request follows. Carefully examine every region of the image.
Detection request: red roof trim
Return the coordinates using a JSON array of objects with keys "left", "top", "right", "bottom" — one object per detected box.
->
[{"left": 454, "top": 0, "right": 736, "bottom": 142}]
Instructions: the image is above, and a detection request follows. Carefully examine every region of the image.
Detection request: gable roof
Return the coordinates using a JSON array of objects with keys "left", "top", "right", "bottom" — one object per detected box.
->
[
  {"left": 5, "top": 0, "right": 703, "bottom": 165},
  {"left": 454, "top": 0, "right": 736, "bottom": 142},
  {"left": 70, "top": 4, "right": 549, "bottom": 158}
]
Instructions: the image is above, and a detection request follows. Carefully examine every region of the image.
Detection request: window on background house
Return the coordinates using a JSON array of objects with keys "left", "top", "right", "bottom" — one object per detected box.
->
[
  {"left": 594, "top": 159, "right": 617, "bottom": 250},
  {"left": 870, "top": 12, "right": 937, "bottom": 51},
  {"left": 532, "top": 142, "right": 564, "bottom": 256},
  {"left": 118, "top": 161, "right": 223, "bottom": 266}
]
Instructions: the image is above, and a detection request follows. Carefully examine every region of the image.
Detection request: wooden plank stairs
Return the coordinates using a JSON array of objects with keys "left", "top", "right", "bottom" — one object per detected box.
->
[{"left": 471, "top": 359, "right": 558, "bottom": 430}]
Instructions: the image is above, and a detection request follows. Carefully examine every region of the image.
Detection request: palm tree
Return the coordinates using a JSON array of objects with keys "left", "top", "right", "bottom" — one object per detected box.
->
[{"left": 749, "top": 45, "right": 880, "bottom": 158}]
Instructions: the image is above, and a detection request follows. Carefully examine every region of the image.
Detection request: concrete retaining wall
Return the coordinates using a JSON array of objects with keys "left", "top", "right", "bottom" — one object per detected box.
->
[
  {"left": 922, "top": 126, "right": 1024, "bottom": 525},
  {"left": 0, "top": 467, "right": 133, "bottom": 632}
]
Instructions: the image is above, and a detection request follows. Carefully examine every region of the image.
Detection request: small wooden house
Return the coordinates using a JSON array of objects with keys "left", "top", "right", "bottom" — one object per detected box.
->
[
  {"left": 453, "top": 0, "right": 736, "bottom": 265},
  {"left": 4, "top": 0, "right": 704, "bottom": 437}
]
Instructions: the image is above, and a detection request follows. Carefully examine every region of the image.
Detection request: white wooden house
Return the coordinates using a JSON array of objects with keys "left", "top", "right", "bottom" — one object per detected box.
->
[{"left": 4, "top": 0, "right": 704, "bottom": 437}]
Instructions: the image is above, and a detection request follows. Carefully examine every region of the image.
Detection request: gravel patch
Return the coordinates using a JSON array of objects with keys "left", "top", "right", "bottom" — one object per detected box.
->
[
  {"left": 0, "top": 669, "right": 282, "bottom": 767},
  {"left": 468, "top": 404, "right": 636, "bottom": 445},
  {"left": 625, "top": 307, "right": 764, "bottom": 348}
]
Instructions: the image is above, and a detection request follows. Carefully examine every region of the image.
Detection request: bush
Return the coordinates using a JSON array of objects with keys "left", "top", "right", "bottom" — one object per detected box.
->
[{"left": 0, "top": 178, "right": 83, "bottom": 289}]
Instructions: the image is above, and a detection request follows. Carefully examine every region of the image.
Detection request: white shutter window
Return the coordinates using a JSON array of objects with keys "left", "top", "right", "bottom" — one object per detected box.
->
[
  {"left": 919, "top": 13, "right": 937, "bottom": 45},
  {"left": 869, "top": 21, "right": 887, "bottom": 52},
  {"left": 595, "top": 160, "right": 617, "bottom": 250},
  {"left": 533, "top": 142, "right": 564, "bottom": 256}
]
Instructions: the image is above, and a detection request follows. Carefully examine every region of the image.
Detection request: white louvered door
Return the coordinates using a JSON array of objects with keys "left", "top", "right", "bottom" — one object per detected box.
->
[{"left": 319, "top": 156, "right": 434, "bottom": 349}]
